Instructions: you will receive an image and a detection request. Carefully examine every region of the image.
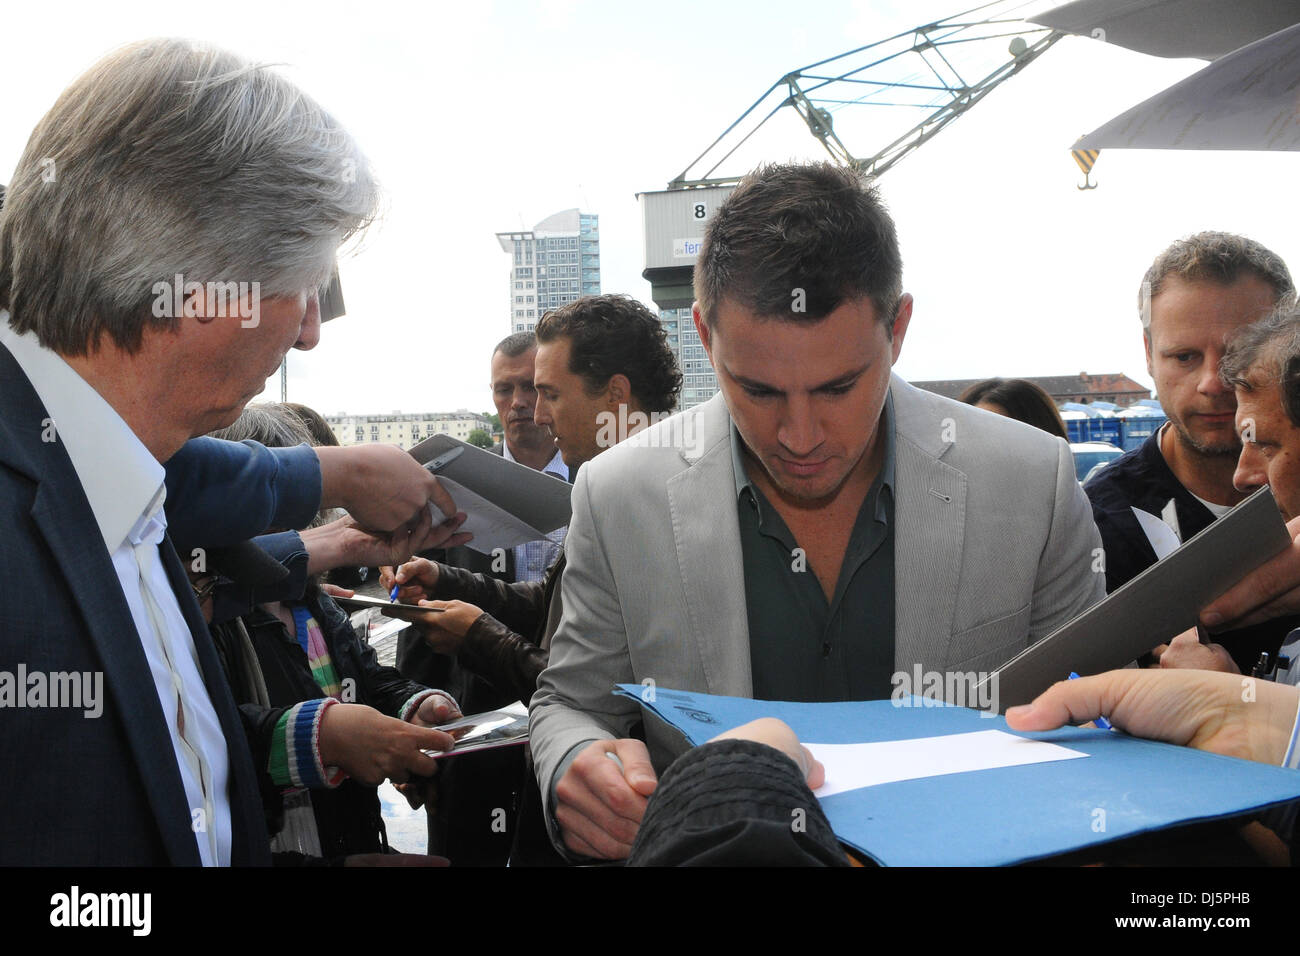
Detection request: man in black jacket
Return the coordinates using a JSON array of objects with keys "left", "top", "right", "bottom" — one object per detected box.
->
[
  {"left": 1086, "top": 232, "right": 1296, "bottom": 672},
  {"left": 394, "top": 330, "right": 571, "bottom": 864},
  {"left": 384, "top": 294, "right": 683, "bottom": 864}
]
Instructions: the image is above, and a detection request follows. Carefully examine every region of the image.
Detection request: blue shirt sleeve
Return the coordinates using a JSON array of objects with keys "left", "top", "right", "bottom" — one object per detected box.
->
[
  {"left": 163, "top": 437, "right": 322, "bottom": 554},
  {"left": 209, "top": 532, "right": 311, "bottom": 626}
]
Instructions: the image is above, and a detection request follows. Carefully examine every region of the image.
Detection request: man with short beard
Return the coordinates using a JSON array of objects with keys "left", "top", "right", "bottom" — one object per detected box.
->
[{"left": 1085, "top": 232, "right": 1296, "bottom": 672}]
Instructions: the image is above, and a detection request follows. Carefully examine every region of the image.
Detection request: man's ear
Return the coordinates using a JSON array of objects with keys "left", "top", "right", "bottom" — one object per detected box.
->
[
  {"left": 693, "top": 302, "right": 713, "bottom": 360},
  {"left": 606, "top": 373, "right": 632, "bottom": 410},
  {"left": 889, "top": 294, "right": 914, "bottom": 365},
  {"left": 1144, "top": 331, "right": 1154, "bottom": 378}
]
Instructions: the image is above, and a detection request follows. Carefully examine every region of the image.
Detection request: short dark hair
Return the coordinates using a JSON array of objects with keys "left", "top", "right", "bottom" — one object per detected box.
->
[
  {"left": 535, "top": 294, "right": 681, "bottom": 414},
  {"left": 1220, "top": 305, "right": 1300, "bottom": 427},
  {"left": 694, "top": 161, "right": 902, "bottom": 331},
  {"left": 959, "top": 378, "right": 1068, "bottom": 441},
  {"left": 1140, "top": 232, "right": 1294, "bottom": 329},
  {"left": 494, "top": 330, "right": 536, "bottom": 359}
]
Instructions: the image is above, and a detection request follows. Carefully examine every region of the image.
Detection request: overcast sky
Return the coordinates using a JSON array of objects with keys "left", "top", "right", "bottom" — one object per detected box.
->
[{"left": 3, "top": 0, "right": 1295, "bottom": 416}]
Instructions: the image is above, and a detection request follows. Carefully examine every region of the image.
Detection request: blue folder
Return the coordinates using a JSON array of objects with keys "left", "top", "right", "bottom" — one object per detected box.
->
[{"left": 614, "top": 684, "right": 1300, "bottom": 866}]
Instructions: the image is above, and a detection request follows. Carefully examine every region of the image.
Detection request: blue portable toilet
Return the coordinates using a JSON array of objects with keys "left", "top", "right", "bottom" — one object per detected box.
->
[
  {"left": 1060, "top": 408, "right": 1089, "bottom": 444},
  {"left": 1117, "top": 401, "right": 1167, "bottom": 451}
]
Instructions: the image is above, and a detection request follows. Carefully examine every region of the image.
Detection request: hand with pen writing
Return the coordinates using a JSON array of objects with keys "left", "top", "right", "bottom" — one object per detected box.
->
[
  {"left": 1005, "top": 669, "right": 1298, "bottom": 765},
  {"left": 555, "top": 719, "right": 824, "bottom": 860},
  {"left": 378, "top": 559, "right": 483, "bottom": 653},
  {"left": 379, "top": 557, "right": 440, "bottom": 602}
]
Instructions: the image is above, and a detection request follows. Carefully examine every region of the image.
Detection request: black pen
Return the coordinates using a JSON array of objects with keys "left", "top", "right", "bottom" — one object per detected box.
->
[{"left": 424, "top": 446, "right": 464, "bottom": 474}]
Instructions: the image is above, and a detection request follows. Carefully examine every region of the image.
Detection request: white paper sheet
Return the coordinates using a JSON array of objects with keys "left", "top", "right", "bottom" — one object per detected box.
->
[
  {"left": 429, "top": 476, "right": 550, "bottom": 554},
  {"left": 806, "top": 730, "right": 1086, "bottom": 799},
  {"left": 1133, "top": 505, "right": 1180, "bottom": 560}
]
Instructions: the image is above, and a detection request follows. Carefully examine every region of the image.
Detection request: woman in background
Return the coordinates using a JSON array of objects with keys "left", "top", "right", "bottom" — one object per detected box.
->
[{"left": 959, "top": 377, "right": 1068, "bottom": 440}]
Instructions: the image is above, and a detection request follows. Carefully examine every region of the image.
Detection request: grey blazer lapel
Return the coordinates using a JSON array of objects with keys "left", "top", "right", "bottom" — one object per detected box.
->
[
  {"left": 891, "top": 378, "right": 968, "bottom": 672},
  {"left": 664, "top": 397, "right": 752, "bottom": 697}
]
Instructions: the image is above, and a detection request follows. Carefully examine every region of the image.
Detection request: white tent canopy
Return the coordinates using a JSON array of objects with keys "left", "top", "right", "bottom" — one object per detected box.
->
[
  {"left": 1074, "top": 22, "right": 1300, "bottom": 150},
  {"left": 1032, "top": 0, "right": 1300, "bottom": 60},
  {"left": 1032, "top": 0, "right": 1300, "bottom": 152}
]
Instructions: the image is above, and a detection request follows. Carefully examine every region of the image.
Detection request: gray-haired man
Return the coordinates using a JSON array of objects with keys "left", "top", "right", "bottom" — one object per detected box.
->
[{"left": 0, "top": 39, "right": 460, "bottom": 865}]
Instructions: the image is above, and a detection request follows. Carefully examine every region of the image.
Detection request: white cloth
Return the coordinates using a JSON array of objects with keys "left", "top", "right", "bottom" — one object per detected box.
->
[
  {"left": 1190, "top": 491, "right": 1234, "bottom": 519},
  {"left": 0, "top": 318, "right": 232, "bottom": 865},
  {"left": 502, "top": 441, "right": 568, "bottom": 583}
]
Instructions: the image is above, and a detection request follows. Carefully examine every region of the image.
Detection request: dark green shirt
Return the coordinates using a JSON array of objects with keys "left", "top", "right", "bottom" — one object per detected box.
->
[{"left": 733, "top": 393, "right": 896, "bottom": 702}]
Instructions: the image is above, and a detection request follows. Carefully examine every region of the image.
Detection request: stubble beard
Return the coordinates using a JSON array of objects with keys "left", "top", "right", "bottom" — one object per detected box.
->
[
  {"left": 1169, "top": 416, "right": 1240, "bottom": 460},
  {"left": 762, "top": 448, "right": 864, "bottom": 508},
  {"left": 510, "top": 420, "right": 552, "bottom": 451}
]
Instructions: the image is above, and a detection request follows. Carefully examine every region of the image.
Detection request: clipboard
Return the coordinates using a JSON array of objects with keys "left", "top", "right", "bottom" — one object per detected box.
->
[
  {"left": 614, "top": 684, "right": 1300, "bottom": 866},
  {"left": 409, "top": 435, "right": 572, "bottom": 553},
  {"left": 982, "top": 485, "right": 1292, "bottom": 710}
]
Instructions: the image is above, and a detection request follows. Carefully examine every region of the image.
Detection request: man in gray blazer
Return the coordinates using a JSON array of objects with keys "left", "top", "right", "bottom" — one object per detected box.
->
[{"left": 529, "top": 161, "right": 1106, "bottom": 861}]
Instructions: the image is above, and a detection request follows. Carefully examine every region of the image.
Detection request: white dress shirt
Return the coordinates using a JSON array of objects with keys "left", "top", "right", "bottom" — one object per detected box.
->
[
  {"left": 1, "top": 318, "right": 232, "bottom": 865},
  {"left": 501, "top": 441, "right": 568, "bottom": 583}
]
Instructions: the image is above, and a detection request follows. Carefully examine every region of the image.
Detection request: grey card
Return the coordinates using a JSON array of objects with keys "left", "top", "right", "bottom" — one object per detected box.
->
[
  {"left": 409, "top": 434, "right": 572, "bottom": 536},
  {"left": 984, "top": 485, "right": 1291, "bottom": 711}
]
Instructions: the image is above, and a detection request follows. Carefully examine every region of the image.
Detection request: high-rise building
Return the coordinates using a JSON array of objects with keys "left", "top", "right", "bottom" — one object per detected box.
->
[
  {"left": 497, "top": 209, "right": 600, "bottom": 333},
  {"left": 659, "top": 306, "right": 718, "bottom": 411}
]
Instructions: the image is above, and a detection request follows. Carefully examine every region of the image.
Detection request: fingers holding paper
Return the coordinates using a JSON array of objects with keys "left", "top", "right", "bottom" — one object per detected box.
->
[
  {"left": 382, "top": 600, "right": 484, "bottom": 655},
  {"left": 317, "top": 444, "right": 460, "bottom": 532},
  {"left": 409, "top": 691, "right": 463, "bottom": 728},
  {"left": 317, "top": 702, "right": 456, "bottom": 785}
]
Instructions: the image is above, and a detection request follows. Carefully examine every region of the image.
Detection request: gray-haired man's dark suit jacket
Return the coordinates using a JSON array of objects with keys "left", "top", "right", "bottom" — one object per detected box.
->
[{"left": 0, "top": 342, "right": 272, "bottom": 865}]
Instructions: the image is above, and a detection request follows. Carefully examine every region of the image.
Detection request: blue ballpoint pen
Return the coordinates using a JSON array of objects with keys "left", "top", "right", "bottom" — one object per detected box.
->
[{"left": 1068, "top": 672, "right": 1111, "bottom": 729}]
